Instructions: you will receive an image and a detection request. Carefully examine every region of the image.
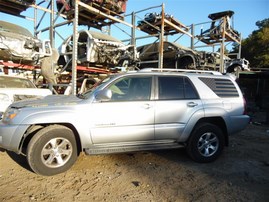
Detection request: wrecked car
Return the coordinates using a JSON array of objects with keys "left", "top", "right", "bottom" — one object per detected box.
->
[
  {"left": 58, "top": 30, "right": 137, "bottom": 69},
  {"left": 200, "top": 52, "right": 250, "bottom": 73},
  {"left": 56, "top": 0, "right": 127, "bottom": 14},
  {"left": 137, "top": 41, "right": 202, "bottom": 69},
  {"left": 0, "top": 20, "right": 52, "bottom": 65},
  {"left": 0, "top": 0, "right": 34, "bottom": 16},
  {"left": 56, "top": 0, "right": 128, "bottom": 29},
  {"left": 0, "top": 75, "right": 52, "bottom": 119},
  {"left": 224, "top": 58, "right": 250, "bottom": 73},
  {"left": 137, "top": 41, "right": 250, "bottom": 73},
  {"left": 137, "top": 12, "right": 189, "bottom": 35},
  {"left": 137, "top": 12, "right": 174, "bottom": 27},
  {"left": 198, "top": 10, "right": 240, "bottom": 44}
]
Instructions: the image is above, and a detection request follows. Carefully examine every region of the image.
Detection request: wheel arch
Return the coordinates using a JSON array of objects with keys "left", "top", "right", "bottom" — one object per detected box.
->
[
  {"left": 226, "top": 64, "right": 242, "bottom": 73},
  {"left": 190, "top": 117, "right": 229, "bottom": 146},
  {"left": 177, "top": 55, "right": 196, "bottom": 69},
  {"left": 20, "top": 123, "right": 82, "bottom": 156}
]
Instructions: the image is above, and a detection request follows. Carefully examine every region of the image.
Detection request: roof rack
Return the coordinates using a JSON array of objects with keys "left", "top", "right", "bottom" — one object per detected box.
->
[{"left": 139, "top": 68, "right": 223, "bottom": 75}]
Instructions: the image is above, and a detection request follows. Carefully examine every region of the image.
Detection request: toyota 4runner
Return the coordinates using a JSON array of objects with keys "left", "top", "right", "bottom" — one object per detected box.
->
[{"left": 0, "top": 69, "right": 250, "bottom": 176}]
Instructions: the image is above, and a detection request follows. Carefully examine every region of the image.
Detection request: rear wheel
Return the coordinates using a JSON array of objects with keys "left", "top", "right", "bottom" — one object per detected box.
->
[
  {"left": 26, "top": 125, "right": 78, "bottom": 176},
  {"left": 177, "top": 57, "right": 196, "bottom": 69},
  {"left": 187, "top": 123, "right": 225, "bottom": 163}
]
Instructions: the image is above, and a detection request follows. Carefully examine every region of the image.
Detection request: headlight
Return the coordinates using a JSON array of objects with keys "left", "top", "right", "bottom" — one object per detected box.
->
[{"left": 2, "top": 107, "right": 20, "bottom": 123}]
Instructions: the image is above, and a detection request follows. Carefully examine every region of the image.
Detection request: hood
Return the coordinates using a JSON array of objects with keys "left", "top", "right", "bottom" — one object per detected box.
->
[
  {"left": 9, "top": 95, "right": 82, "bottom": 109},
  {"left": 0, "top": 88, "right": 52, "bottom": 96}
]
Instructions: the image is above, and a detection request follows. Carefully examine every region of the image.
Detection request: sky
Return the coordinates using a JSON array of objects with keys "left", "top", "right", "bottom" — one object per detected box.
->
[{"left": 1, "top": 0, "right": 268, "bottom": 51}]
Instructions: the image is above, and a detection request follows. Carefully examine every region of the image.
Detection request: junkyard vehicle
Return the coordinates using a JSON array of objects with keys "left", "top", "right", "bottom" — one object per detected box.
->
[
  {"left": 202, "top": 52, "right": 250, "bottom": 73},
  {"left": 137, "top": 12, "right": 189, "bottom": 36},
  {"left": 137, "top": 12, "right": 174, "bottom": 28},
  {"left": 198, "top": 10, "right": 240, "bottom": 44},
  {"left": 0, "top": 0, "right": 34, "bottom": 16},
  {"left": 0, "top": 20, "right": 52, "bottom": 65},
  {"left": 0, "top": 69, "right": 249, "bottom": 176},
  {"left": 224, "top": 58, "right": 250, "bottom": 73},
  {"left": 58, "top": 30, "right": 137, "bottom": 70},
  {"left": 137, "top": 42, "right": 250, "bottom": 73},
  {"left": 56, "top": 0, "right": 127, "bottom": 14},
  {"left": 0, "top": 75, "right": 52, "bottom": 119},
  {"left": 137, "top": 41, "right": 202, "bottom": 69}
]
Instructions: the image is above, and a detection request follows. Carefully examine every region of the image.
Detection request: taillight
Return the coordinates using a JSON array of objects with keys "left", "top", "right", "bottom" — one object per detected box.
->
[{"left": 243, "top": 97, "right": 247, "bottom": 115}]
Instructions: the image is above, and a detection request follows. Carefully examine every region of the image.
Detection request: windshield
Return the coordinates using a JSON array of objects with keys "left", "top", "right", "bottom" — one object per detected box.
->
[
  {"left": 0, "top": 76, "right": 36, "bottom": 88},
  {"left": 79, "top": 75, "right": 115, "bottom": 99},
  {"left": 0, "top": 20, "right": 33, "bottom": 37}
]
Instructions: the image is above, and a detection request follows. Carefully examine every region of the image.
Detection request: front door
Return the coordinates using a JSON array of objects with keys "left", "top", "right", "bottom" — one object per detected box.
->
[{"left": 90, "top": 76, "right": 155, "bottom": 144}]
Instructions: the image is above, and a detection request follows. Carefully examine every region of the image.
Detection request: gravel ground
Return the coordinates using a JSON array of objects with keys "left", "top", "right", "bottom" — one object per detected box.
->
[{"left": 1, "top": 121, "right": 269, "bottom": 202}]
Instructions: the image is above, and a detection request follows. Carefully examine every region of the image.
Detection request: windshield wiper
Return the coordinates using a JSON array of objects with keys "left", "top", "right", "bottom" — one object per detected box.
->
[{"left": 76, "top": 93, "right": 85, "bottom": 99}]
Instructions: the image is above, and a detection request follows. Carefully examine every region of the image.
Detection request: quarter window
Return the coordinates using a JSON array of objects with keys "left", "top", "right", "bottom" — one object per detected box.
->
[{"left": 199, "top": 77, "right": 239, "bottom": 97}]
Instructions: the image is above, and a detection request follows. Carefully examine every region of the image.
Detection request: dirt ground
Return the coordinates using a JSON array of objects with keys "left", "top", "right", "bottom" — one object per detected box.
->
[{"left": 1, "top": 114, "right": 269, "bottom": 202}]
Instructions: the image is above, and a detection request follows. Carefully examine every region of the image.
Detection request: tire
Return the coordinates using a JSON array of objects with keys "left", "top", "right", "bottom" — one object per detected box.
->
[
  {"left": 227, "top": 65, "right": 241, "bottom": 73},
  {"left": 187, "top": 123, "right": 225, "bottom": 163},
  {"left": 177, "top": 57, "right": 195, "bottom": 69},
  {"left": 26, "top": 125, "right": 78, "bottom": 176}
]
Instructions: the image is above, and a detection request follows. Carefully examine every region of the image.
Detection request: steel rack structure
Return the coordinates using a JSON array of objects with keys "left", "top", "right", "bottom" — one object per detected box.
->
[{"left": 0, "top": 1, "right": 242, "bottom": 93}]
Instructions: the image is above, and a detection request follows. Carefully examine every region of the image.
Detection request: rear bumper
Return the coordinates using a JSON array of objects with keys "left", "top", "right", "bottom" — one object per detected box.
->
[{"left": 228, "top": 115, "right": 250, "bottom": 135}]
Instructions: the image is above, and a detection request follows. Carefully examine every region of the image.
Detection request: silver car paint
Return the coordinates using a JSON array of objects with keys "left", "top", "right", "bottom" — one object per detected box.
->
[{"left": 0, "top": 71, "right": 250, "bottom": 154}]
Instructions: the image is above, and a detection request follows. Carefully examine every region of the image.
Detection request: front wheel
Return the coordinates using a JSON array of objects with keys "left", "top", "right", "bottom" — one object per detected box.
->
[
  {"left": 227, "top": 65, "right": 241, "bottom": 73},
  {"left": 187, "top": 123, "right": 225, "bottom": 163},
  {"left": 27, "top": 125, "right": 78, "bottom": 176}
]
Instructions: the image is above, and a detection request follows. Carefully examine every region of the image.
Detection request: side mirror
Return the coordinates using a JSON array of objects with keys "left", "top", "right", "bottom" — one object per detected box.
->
[
  {"left": 167, "top": 46, "right": 175, "bottom": 51},
  {"left": 95, "top": 89, "right": 112, "bottom": 102}
]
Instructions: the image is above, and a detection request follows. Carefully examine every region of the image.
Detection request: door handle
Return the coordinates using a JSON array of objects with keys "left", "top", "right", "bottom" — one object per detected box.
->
[
  {"left": 187, "top": 102, "right": 198, "bottom": 107},
  {"left": 142, "top": 103, "right": 152, "bottom": 109}
]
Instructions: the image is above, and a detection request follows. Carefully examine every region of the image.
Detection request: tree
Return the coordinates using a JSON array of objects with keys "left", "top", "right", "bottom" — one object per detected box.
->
[{"left": 241, "top": 18, "right": 269, "bottom": 68}]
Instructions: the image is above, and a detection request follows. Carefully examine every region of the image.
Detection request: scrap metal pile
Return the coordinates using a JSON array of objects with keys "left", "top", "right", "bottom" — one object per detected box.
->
[
  {"left": 197, "top": 10, "right": 241, "bottom": 44},
  {"left": 0, "top": 0, "right": 35, "bottom": 15},
  {"left": 58, "top": 30, "right": 138, "bottom": 70},
  {"left": 0, "top": 20, "right": 52, "bottom": 65},
  {"left": 56, "top": 0, "right": 128, "bottom": 29},
  {"left": 137, "top": 12, "right": 189, "bottom": 35},
  {"left": 57, "top": 0, "right": 127, "bottom": 14}
]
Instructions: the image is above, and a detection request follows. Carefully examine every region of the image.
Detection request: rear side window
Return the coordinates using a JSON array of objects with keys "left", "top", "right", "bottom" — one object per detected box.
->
[
  {"left": 158, "top": 76, "right": 199, "bottom": 100},
  {"left": 199, "top": 77, "right": 239, "bottom": 97}
]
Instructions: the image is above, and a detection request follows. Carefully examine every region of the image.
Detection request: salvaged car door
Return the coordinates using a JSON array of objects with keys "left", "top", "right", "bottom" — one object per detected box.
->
[
  {"left": 154, "top": 76, "right": 203, "bottom": 140},
  {"left": 90, "top": 76, "right": 155, "bottom": 144}
]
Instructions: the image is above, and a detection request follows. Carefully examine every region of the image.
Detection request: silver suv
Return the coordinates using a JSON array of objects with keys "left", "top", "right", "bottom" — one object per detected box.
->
[{"left": 0, "top": 69, "right": 250, "bottom": 176}]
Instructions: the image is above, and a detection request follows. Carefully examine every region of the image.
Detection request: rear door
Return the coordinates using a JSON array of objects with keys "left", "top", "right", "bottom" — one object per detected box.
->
[{"left": 154, "top": 76, "right": 203, "bottom": 140}]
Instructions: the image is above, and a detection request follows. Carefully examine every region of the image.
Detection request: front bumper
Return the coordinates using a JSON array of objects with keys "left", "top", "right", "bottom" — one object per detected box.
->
[{"left": 0, "top": 121, "right": 30, "bottom": 153}]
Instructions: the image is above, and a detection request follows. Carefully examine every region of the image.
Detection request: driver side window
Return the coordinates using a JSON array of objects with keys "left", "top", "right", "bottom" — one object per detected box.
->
[{"left": 108, "top": 76, "right": 152, "bottom": 101}]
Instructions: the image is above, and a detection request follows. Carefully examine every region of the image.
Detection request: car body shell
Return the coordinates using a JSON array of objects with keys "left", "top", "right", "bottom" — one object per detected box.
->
[
  {"left": 58, "top": 30, "right": 137, "bottom": 69},
  {"left": 137, "top": 42, "right": 250, "bottom": 73},
  {"left": 137, "top": 41, "right": 201, "bottom": 69},
  {"left": 56, "top": 0, "right": 127, "bottom": 14},
  {"left": 0, "top": 20, "right": 52, "bottom": 65}
]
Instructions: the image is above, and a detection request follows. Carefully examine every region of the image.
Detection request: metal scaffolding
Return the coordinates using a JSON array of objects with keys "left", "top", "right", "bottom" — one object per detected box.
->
[{"left": 0, "top": 1, "right": 242, "bottom": 92}]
